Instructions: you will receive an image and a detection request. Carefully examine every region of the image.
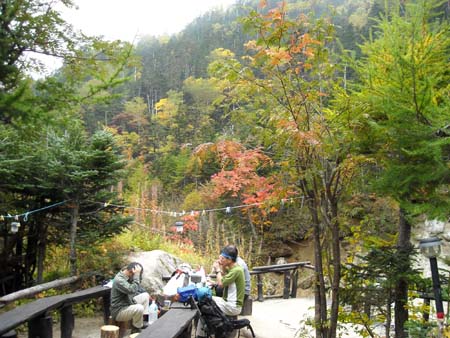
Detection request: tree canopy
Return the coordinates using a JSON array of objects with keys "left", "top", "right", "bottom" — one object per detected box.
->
[{"left": 0, "top": 1, "right": 449, "bottom": 337}]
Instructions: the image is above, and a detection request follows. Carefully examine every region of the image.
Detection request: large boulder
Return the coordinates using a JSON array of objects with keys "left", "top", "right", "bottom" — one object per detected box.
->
[{"left": 127, "top": 250, "right": 183, "bottom": 296}]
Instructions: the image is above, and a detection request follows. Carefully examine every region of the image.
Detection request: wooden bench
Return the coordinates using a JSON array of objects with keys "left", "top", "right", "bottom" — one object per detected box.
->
[{"left": 136, "top": 308, "right": 199, "bottom": 338}]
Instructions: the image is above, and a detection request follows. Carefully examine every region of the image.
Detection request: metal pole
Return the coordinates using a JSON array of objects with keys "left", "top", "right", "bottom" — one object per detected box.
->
[{"left": 430, "top": 256, "right": 444, "bottom": 336}]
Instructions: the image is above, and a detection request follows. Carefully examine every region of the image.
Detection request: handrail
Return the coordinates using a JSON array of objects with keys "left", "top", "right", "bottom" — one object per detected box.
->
[
  {"left": 251, "top": 261, "right": 314, "bottom": 301},
  {"left": 162, "top": 261, "right": 315, "bottom": 302},
  {"left": 0, "top": 286, "right": 111, "bottom": 337},
  {"left": 252, "top": 261, "right": 311, "bottom": 271}
]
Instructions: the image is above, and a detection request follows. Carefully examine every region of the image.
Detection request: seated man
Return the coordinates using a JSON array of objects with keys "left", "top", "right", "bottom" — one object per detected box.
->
[
  {"left": 197, "top": 245, "right": 245, "bottom": 337},
  {"left": 110, "top": 262, "right": 150, "bottom": 333},
  {"left": 238, "top": 255, "right": 251, "bottom": 301},
  {"left": 213, "top": 245, "right": 251, "bottom": 301}
]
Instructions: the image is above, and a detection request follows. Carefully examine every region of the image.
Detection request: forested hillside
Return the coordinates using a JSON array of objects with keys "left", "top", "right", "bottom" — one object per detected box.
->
[{"left": 1, "top": 0, "right": 449, "bottom": 337}]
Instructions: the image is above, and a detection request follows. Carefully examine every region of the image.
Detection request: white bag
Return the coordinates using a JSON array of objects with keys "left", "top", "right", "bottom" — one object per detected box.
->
[{"left": 163, "top": 264, "right": 192, "bottom": 296}]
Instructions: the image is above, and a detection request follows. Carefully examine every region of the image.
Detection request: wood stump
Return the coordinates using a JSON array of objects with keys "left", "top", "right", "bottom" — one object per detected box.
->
[
  {"left": 108, "top": 316, "right": 131, "bottom": 338},
  {"left": 100, "top": 325, "right": 119, "bottom": 338}
]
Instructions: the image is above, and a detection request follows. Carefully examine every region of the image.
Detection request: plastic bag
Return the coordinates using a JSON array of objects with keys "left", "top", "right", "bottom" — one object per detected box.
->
[{"left": 163, "top": 264, "right": 192, "bottom": 296}]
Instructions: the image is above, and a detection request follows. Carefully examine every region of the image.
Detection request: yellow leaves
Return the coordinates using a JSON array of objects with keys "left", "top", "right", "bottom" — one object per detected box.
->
[
  {"left": 155, "top": 98, "right": 168, "bottom": 111},
  {"left": 244, "top": 40, "right": 258, "bottom": 51}
]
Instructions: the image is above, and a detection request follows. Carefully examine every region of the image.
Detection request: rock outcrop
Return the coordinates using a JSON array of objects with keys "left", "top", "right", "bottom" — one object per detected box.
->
[{"left": 127, "top": 250, "right": 183, "bottom": 295}]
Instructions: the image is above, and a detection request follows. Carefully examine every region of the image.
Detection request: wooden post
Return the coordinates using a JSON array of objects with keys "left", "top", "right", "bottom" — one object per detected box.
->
[
  {"left": 256, "top": 274, "right": 264, "bottom": 302},
  {"left": 290, "top": 269, "right": 298, "bottom": 298},
  {"left": 103, "top": 294, "right": 111, "bottom": 324},
  {"left": 177, "top": 320, "right": 193, "bottom": 338},
  {"left": 60, "top": 305, "right": 74, "bottom": 338},
  {"left": 29, "top": 313, "right": 53, "bottom": 338},
  {"left": 423, "top": 297, "right": 430, "bottom": 322},
  {"left": 100, "top": 325, "right": 119, "bottom": 338},
  {"left": 283, "top": 271, "right": 291, "bottom": 299}
]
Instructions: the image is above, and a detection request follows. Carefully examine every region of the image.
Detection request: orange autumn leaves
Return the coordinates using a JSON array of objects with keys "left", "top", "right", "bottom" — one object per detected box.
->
[
  {"left": 246, "top": 1, "right": 320, "bottom": 72},
  {"left": 194, "top": 140, "right": 293, "bottom": 215}
]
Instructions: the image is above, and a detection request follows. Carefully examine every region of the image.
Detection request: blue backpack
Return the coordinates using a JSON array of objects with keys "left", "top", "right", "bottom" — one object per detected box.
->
[
  {"left": 177, "top": 285, "right": 212, "bottom": 303},
  {"left": 177, "top": 284, "right": 197, "bottom": 303}
]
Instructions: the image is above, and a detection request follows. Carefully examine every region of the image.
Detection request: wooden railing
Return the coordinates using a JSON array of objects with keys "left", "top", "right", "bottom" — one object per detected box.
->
[
  {"left": 0, "top": 285, "right": 110, "bottom": 338},
  {"left": 0, "top": 286, "right": 197, "bottom": 338},
  {"left": 251, "top": 261, "right": 314, "bottom": 302},
  {"left": 0, "top": 261, "right": 313, "bottom": 338},
  {"left": 162, "top": 261, "right": 314, "bottom": 303}
]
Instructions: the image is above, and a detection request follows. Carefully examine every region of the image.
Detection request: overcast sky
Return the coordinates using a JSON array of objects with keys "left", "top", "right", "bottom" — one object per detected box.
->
[{"left": 60, "top": 0, "right": 237, "bottom": 42}]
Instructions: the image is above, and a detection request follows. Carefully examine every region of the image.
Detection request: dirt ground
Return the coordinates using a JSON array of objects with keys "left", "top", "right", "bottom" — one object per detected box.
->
[{"left": 16, "top": 316, "right": 104, "bottom": 338}]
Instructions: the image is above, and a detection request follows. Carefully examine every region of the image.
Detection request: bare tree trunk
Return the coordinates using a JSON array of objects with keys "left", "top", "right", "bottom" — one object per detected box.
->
[
  {"left": 328, "top": 201, "right": 341, "bottom": 338},
  {"left": 36, "top": 210, "right": 49, "bottom": 284},
  {"left": 386, "top": 289, "right": 393, "bottom": 338},
  {"left": 151, "top": 183, "right": 158, "bottom": 229},
  {"left": 394, "top": 208, "right": 412, "bottom": 338},
  {"left": 310, "top": 201, "right": 328, "bottom": 338},
  {"left": 36, "top": 224, "right": 46, "bottom": 284},
  {"left": 69, "top": 202, "right": 80, "bottom": 276},
  {"left": 247, "top": 213, "right": 258, "bottom": 238},
  {"left": 116, "top": 180, "right": 123, "bottom": 199}
]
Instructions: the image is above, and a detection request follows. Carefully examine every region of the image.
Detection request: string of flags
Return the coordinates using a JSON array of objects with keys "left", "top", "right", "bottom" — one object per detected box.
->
[
  {"left": 95, "top": 196, "right": 304, "bottom": 218},
  {"left": 0, "top": 196, "right": 305, "bottom": 233},
  {"left": 0, "top": 200, "right": 69, "bottom": 233}
]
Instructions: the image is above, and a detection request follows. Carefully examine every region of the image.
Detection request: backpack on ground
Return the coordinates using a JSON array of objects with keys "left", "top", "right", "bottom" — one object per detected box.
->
[{"left": 194, "top": 296, "right": 255, "bottom": 338}]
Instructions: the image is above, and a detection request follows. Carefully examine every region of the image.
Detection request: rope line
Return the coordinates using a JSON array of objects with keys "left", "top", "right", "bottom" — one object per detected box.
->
[
  {"left": 0, "top": 200, "right": 69, "bottom": 221},
  {"left": 1, "top": 196, "right": 304, "bottom": 221}
]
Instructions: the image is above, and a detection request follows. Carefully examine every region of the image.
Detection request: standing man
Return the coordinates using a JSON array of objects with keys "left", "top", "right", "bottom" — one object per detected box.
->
[{"left": 110, "top": 262, "right": 150, "bottom": 333}]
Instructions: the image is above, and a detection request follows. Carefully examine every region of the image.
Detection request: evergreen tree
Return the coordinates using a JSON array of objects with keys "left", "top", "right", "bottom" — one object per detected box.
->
[
  {"left": 345, "top": 0, "right": 450, "bottom": 335},
  {"left": 44, "top": 127, "right": 131, "bottom": 276}
]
